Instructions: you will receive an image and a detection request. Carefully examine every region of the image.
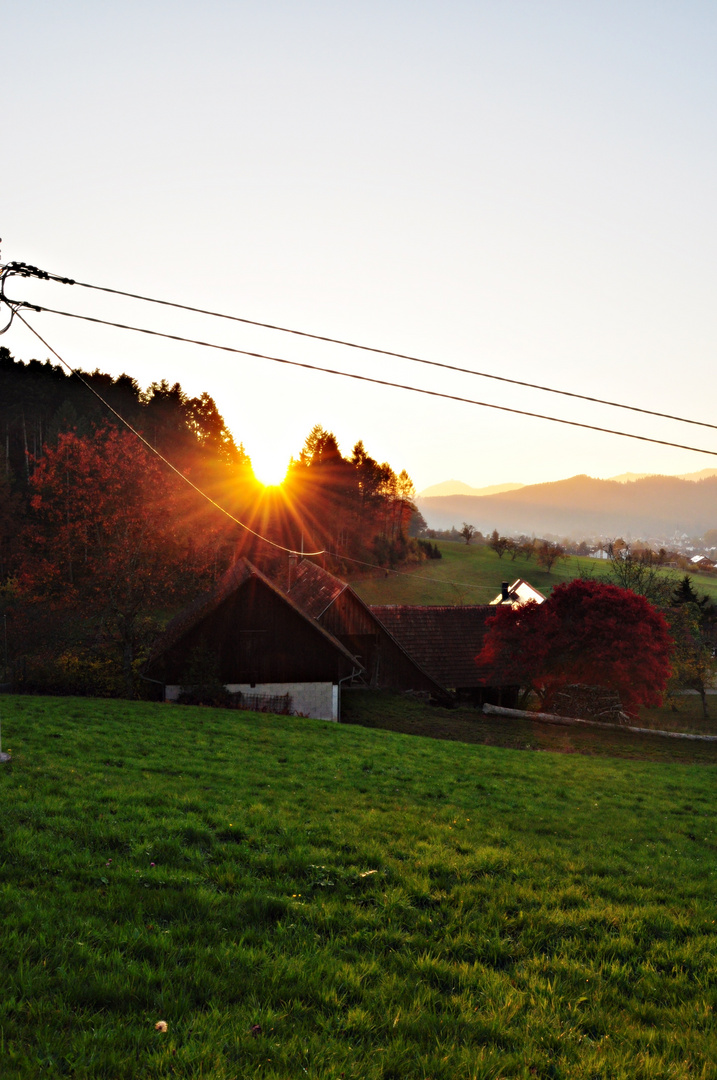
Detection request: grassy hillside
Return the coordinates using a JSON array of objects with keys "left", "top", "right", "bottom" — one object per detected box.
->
[
  {"left": 349, "top": 542, "right": 717, "bottom": 606},
  {"left": 2, "top": 696, "right": 716, "bottom": 1078}
]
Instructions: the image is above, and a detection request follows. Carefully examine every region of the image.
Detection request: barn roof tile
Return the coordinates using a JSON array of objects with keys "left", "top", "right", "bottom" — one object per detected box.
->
[{"left": 369, "top": 605, "right": 509, "bottom": 689}]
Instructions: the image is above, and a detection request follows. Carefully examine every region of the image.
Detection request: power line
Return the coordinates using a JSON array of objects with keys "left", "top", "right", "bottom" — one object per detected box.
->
[
  {"left": 6, "top": 261, "right": 717, "bottom": 434},
  {"left": 20, "top": 301, "right": 717, "bottom": 459},
  {"left": 309, "top": 549, "right": 499, "bottom": 594},
  {"left": 7, "top": 263, "right": 711, "bottom": 598}
]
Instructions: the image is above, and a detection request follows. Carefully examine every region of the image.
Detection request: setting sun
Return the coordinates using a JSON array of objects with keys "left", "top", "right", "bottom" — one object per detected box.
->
[{"left": 250, "top": 445, "right": 290, "bottom": 488}]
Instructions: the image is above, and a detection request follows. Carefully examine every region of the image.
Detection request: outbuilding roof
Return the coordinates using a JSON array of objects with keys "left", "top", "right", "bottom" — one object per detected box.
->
[{"left": 369, "top": 604, "right": 508, "bottom": 690}]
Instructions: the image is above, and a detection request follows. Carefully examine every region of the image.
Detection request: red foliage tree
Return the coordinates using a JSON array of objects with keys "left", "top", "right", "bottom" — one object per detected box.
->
[
  {"left": 20, "top": 428, "right": 232, "bottom": 694},
  {"left": 476, "top": 578, "right": 673, "bottom": 717}
]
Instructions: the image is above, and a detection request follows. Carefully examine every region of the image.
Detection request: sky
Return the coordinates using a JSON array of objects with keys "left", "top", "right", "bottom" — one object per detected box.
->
[{"left": 3, "top": 1, "right": 716, "bottom": 492}]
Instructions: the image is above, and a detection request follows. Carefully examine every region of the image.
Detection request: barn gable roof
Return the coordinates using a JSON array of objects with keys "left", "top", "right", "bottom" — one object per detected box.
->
[
  {"left": 289, "top": 561, "right": 451, "bottom": 699},
  {"left": 147, "top": 558, "right": 361, "bottom": 673},
  {"left": 288, "top": 559, "right": 348, "bottom": 620},
  {"left": 369, "top": 604, "right": 509, "bottom": 689}
]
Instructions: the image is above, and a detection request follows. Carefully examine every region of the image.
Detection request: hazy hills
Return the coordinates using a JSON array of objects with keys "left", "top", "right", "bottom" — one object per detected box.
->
[
  {"left": 608, "top": 468, "right": 717, "bottom": 485},
  {"left": 417, "top": 473, "right": 717, "bottom": 540},
  {"left": 418, "top": 479, "right": 525, "bottom": 498}
]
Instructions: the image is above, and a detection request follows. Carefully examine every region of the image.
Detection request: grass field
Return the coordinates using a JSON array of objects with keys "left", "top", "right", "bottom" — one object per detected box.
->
[
  {"left": 348, "top": 543, "right": 717, "bottom": 607},
  {"left": 342, "top": 690, "right": 717, "bottom": 766},
  {"left": 2, "top": 695, "right": 717, "bottom": 1079}
]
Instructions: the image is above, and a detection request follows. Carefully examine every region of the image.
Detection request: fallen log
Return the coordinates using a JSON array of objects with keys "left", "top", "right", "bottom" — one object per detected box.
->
[{"left": 482, "top": 703, "right": 717, "bottom": 742}]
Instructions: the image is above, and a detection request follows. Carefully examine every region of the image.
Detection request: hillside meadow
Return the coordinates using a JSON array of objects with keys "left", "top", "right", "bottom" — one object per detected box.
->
[
  {"left": 1, "top": 696, "right": 716, "bottom": 1079},
  {"left": 342, "top": 690, "right": 717, "bottom": 765},
  {"left": 349, "top": 543, "right": 717, "bottom": 607}
]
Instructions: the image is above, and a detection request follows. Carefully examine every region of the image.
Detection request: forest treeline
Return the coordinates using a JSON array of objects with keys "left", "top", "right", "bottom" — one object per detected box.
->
[{"left": 0, "top": 347, "right": 428, "bottom": 693}]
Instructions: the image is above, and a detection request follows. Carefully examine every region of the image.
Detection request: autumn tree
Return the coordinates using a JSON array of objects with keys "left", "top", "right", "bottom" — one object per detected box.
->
[
  {"left": 488, "top": 530, "right": 510, "bottom": 558},
  {"left": 283, "top": 427, "right": 419, "bottom": 568},
  {"left": 665, "top": 604, "right": 715, "bottom": 719},
  {"left": 460, "top": 523, "right": 476, "bottom": 545},
  {"left": 507, "top": 538, "right": 521, "bottom": 561},
  {"left": 505, "top": 537, "right": 533, "bottom": 561},
  {"left": 20, "top": 428, "right": 219, "bottom": 695},
  {"left": 521, "top": 538, "right": 535, "bottom": 562},
  {"left": 535, "top": 540, "right": 567, "bottom": 573},
  {"left": 604, "top": 544, "right": 672, "bottom": 606},
  {"left": 476, "top": 579, "right": 673, "bottom": 717},
  {"left": 665, "top": 576, "right": 717, "bottom": 718},
  {"left": 391, "top": 469, "right": 418, "bottom": 545}
]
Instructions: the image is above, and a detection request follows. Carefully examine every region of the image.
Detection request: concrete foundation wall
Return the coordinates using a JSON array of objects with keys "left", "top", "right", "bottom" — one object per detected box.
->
[{"left": 165, "top": 682, "right": 339, "bottom": 721}]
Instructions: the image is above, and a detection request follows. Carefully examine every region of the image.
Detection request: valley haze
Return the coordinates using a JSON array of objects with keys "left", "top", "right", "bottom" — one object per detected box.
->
[{"left": 417, "top": 469, "right": 717, "bottom": 543}]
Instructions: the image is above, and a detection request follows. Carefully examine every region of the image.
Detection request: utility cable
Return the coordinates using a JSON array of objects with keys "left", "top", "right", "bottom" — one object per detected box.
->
[
  {"left": 5, "top": 261, "right": 717, "bottom": 434},
  {"left": 317, "top": 549, "right": 500, "bottom": 595},
  {"left": 19, "top": 302, "right": 717, "bottom": 459},
  {"left": 12, "top": 309, "right": 326, "bottom": 558},
  {"left": 5, "top": 265, "right": 701, "bottom": 597}
]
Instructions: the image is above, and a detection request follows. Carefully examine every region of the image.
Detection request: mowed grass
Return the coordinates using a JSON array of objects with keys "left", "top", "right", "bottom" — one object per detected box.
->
[
  {"left": 342, "top": 690, "right": 717, "bottom": 765},
  {"left": 349, "top": 543, "right": 717, "bottom": 607},
  {"left": 1, "top": 697, "right": 717, "bottom": 1079}
]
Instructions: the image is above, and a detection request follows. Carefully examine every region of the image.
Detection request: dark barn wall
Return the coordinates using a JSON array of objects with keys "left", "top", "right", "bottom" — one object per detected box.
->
[
  {"left": 156, "top": 578, "right": 353, "bottom": 685},
  {"left": 318, "top": 592, "right": 445, "bottom": 696},
  {"left": 319, "top": 590, "right": 376, "bottom": 637},
  {"left": 373, "top": 629, "right": 445, "bottom": 695}
]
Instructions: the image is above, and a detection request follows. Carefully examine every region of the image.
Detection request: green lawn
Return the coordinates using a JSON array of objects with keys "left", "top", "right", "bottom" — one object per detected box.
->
[
  {"left": 342, "top": 689, "right": 717, "bottom": 765},
  {"left": 349, "top": 543, "right": 717, "bottom": 607},
  {"left": 1, "top": 695, "right": 716, "bottom": 1078}
]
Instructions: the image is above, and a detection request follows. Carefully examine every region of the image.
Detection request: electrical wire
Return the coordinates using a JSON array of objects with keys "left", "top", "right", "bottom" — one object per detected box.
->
[
  {"left": 6, "top": 261, "right": 717, "bottom": 434},
  {"left": 20, "top": 301, "right": 717, "bottom": 459},
  {"left": 7, "top": 276, "right": 717, "bottom": 593},
  {"left": 302, "top": 549, "right": 499, "bottom": 594},
  {"left": 6, "top": 262, "right": 710, "bottom": 599}
]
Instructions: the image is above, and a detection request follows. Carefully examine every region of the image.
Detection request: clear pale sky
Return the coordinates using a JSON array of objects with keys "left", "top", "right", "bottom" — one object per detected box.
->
[{"left": 4, "top": 1, "right": 716, "bottom": 490}]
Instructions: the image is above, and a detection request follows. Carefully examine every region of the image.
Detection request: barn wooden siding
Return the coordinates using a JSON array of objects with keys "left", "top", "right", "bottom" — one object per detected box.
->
[{"left": 148, "top": 562, "right": 359, "bottom": 688}]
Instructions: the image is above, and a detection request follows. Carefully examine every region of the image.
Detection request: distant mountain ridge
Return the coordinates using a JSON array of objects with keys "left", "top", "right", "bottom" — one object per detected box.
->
[
  {"left": 418, "top": 479, "right": 525, "bottom": 498},
  {"left": 609, "top": 468, "right": 717, "bottom": 484},
  {"left": 417, "top": 472, "right": 717, "bottom": 540}
]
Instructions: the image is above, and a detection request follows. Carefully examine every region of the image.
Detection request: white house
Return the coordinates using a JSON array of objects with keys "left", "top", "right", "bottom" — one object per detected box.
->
[{"left": 490, "top": 579, "right": 547, "bottom": 608}]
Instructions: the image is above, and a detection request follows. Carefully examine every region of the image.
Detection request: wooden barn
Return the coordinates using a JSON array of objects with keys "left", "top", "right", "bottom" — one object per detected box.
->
[
  {"left": 145, "top": 559, "right": 362, "bottom": 721},
  {"left": 288, "top": 560, "right": 449, "bottom": 701},
  {"left": 369, "top": 604, "right": 519, "bottom": 706}
]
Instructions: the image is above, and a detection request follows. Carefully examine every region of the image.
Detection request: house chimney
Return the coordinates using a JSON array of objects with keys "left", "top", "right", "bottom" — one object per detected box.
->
[{"left": 501, "top": 581, "right": 510, "bottom": 602}]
